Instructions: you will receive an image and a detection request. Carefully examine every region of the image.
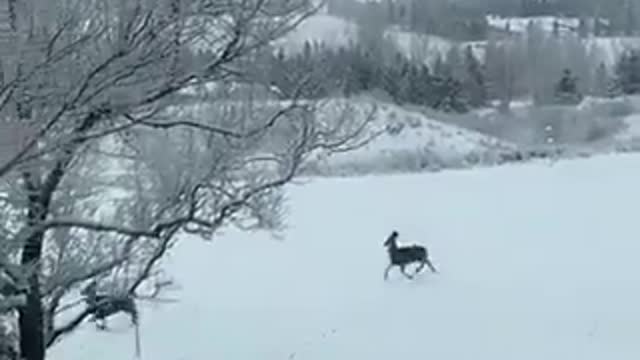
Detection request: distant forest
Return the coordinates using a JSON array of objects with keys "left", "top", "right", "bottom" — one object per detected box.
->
[
  {"left": 240, "top": 0, "right": 640, "bottom": 113},
  {"left": 327, "top": 0, "right": 640, "bottom": 40}
]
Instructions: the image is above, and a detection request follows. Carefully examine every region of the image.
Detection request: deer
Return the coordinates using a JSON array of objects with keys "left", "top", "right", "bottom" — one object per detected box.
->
[
  {"left": 81, "top": 281, "right": 141, "bottom": 357},
  {"left": 81, "top": 281, "right": 138, "bottom": 330},
  {"left": 383, "top": 230, "right": 437, "bottom": 280}
]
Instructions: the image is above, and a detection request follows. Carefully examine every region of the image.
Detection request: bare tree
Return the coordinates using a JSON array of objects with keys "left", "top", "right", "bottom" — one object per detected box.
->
[{"left": 0, "top": 1, "right": 376, "bottom": 360}]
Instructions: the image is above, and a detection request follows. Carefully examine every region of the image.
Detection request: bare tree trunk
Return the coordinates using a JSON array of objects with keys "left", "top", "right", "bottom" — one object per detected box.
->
[
  {"left": 18, "top": 177, "right": 48, "bottom": 360},
  {"left": 16, "top": 105, "right": 102, "bottom": 359},
  {"left": 18, "top": 261, "right": 45, "bottom": 360},
  {"left": 18, "top": 166, "right": 64, "bottom": 360}
]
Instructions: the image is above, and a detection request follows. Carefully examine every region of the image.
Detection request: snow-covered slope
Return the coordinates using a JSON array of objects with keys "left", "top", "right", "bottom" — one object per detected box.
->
[
  {"left": 614, "top": 96, "right": 640, "bottom": 144},
  {"left": 275, "top": 12, "right": 640, "bottom": 68},
  {"left": 586, "top": 37, "right": 640, "bottom": 67},
  {"left": 487, "top": 15, "right": 580, "bottom": 34},
  {"left": 310, "top": 101, "right": 517, "bottom": 175},
  {"left": 387, "top": 28, "right": 476, "bottom": 65},
  {"left": 274, "top": 14, "right": 358, "bottom": 51},
  {"left": 486, "top": 15, "right": 640, "bottom": 67},
  {"left": 50, "top": 151, "right": 640, "bottom": 360},
  {"left": 274, "top": 13, "right": 464, "bottom": 65}
]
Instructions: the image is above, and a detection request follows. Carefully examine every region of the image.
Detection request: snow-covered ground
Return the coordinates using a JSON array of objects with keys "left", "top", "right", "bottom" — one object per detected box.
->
[
  {"left": 619, "top": 113, "right": 640, "bottom": 141},
  {"left": 50, "top": 151, "right": 640, "bottom": 360}
]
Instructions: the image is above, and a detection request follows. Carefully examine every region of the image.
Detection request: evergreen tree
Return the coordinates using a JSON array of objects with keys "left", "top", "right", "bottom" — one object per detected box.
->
[
  {"left": 432, "top": 54, "right": 447, "bottom": 78},
  {"left": 258, "top": 33, "right": 479, "bottom": 113},
  {"left": 554, "top": 68, "right": 583, "bottom": 104},
  {"left": 592, "top": 62, "right": 610, "bottom": 97},
  {"left": 381, "top": 52, "right": 409, "bottom": 103},
  {"left": 614, "top": 48, "right": 640, "bottom": 94},
  {"left": 302, "top": 40, "right": 312, "bottom": 62},
  {"left": 625, "top": 0, "right": 638, "bottom": 36},
  {"left": 432, "top": 77, "right": 469, "bottom": 113},
  {"left": 578, "top": 17, "right": 589, "bottom": 38},
  {"left": 444, "top": 45, "right": 465, "bottom": 80},
  {"left": 462, "top": 45, "right": 487, "bottom": 107}
]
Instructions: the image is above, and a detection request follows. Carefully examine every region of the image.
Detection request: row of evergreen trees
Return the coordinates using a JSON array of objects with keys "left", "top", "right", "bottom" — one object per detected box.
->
[
  {"left": 263, "top": 41, "right": 486, "bottom": 113},
  {"left": 256, "top": 39, "right": 640, "bottom": 113},
  {"left": 614, "top": 49, "right": 640, "bottom": 95}
]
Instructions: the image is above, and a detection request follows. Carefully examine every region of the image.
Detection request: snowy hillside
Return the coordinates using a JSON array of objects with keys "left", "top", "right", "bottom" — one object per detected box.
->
[
  {"left": 309, "top": 102, "right": 517, "bottom": 175},
  {"left": 485, "top": 15, "right": 640, "bottom": 67},
  {"left": 274, "top": 14, "right": 358, "bottom": 51},
  {"left": 275, "top": 12, "right": 640, "bottom": 68},
  {"left": 615, "top": 96, "right": 640, "bottom": 144},
  {"left": 586, "top": 37, "right": 640, "bottom": 66},
  {"left": 463, "top": 96, "right": 635, "bottom": 147},
  {"left": 387, "top": 28, "right": 479, "bottom": 65},
  {"left": 487, "top": 14, "right": 581, "bottom": 34},
  {"left": 274, "top": 13, "right": 465, "bottom": 65},
  {"left": 49, "top": 151, "right": 640, "bottom": 360}
]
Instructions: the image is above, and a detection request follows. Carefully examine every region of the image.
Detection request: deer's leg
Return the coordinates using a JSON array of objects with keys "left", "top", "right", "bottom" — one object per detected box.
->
[
  {"left": 124, "top": 300, "right": 138, "bottom": 326},
  {"left": 384, "top": 264, "right": 393, "bottom": 280},
  {"left": 94, "top": 314, "right": 108, "bottom": 330},
  {"left": 400, "top": 265, "right": 414, "bottom": 279},
  {"left": 425, "top": 258, "right": 437, "bottom": 273},
  {"left": 415, "top": 261, "right": 425, "bottom": 274},
  {"left": 96, "top": 319, "right": 107, "bottom": 330}
]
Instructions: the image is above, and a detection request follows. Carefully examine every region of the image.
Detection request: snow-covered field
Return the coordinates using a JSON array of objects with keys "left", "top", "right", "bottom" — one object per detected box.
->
[{"left": 50, "top": 151, "right": 640, "bottom": 360}]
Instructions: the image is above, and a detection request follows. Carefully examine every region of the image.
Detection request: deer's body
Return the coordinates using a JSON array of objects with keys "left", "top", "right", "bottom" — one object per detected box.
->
[
  {"left": 81, "top": 281, "right": 142, "bottom": 358},
  {"left": 81, "top": 282, "right": 138, "bottom": 330},
  {"left": 383, "top": 230, "right": 437, "bottom": 280},
  {"left": 89, "top": 295, "right": 138, "bottom": 329}
]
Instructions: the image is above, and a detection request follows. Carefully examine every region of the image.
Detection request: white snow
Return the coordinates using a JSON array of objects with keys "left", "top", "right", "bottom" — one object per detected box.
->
[
  {"left": 49, "top": 151, "right": 640, "bottom": 360},
  {"left": 274, "top": 13, "right": 469, "bottom": 65},
  {"left": 585, "top": 37, "right": 640, "bottom": 67},
  {"left": 620, "top": 113, "right": 640, "bottom": 140},
  {"left": 487, "top": 15, "right": 580, "bottom": 34},
  {"left": 387, "top": 29, "right": 469, "bottom": 65},
  {"left": 274, "top": 14, "right": 358, "bottom": 52},
  {"left": 274, "top": 12, "right": 640, "bottom": 68},
  {"left": 312, "top": 102, "right": 516, "bottom": 175}
]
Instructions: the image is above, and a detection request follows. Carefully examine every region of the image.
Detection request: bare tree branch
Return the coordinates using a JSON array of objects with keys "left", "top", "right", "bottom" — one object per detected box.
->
[{"left": 0, "top": 2, "right": 378, "bottom": 358}]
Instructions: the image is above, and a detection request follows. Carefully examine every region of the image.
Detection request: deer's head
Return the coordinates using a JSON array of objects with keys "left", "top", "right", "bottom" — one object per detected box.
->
[{"left": 384, "top": 231, "right": 399, "bottom": 247}]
